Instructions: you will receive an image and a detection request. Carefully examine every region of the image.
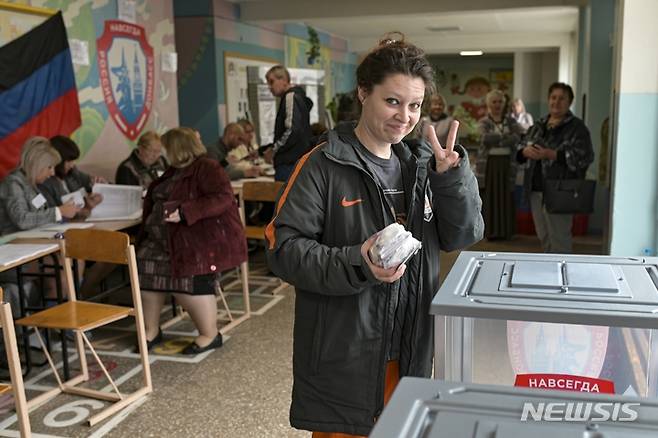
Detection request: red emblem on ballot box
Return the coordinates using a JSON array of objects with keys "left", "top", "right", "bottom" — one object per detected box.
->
[
  {"left": 507, "top": 321, "right": 609, "bottom": 379},
  {"left": 97, "top": 21, "right": 154, "bottom": 140}
]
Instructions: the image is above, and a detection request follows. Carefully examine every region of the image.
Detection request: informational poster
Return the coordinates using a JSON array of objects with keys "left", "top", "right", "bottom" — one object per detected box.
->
[
  {"left": 69, "top": 38, "right": 89, "bottom": 66},
  {"left": 117, "top": 0, "right": 136, "bottom": 23},
  {"left": 224, "top": 52, "right": 277, "bottom": 125},
  {"left": 257, "top": 84, "right": 276, "bottom": 145},
  {"left": 161, "top": 51, "right": 177, "bottom": 73}
]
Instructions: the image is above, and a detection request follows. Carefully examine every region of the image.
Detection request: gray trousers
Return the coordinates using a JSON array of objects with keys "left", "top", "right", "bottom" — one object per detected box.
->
[{"left": 530, "top": 192, "right": 573, "bottom": 253}]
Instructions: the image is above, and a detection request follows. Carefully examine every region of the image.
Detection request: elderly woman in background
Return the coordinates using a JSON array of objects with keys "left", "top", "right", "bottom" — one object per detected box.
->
[
  {"left": 510, "top": 97, "right": 534, "bottom": 133},
  {"left": 418, "top": 93, "right": 454, "bottom": 147},
  {"left": 234, "top": 119, "right": 260, "bottom": 160},
  {"left": 477, "top": 89, "right": 523, "bottom": 240},
  {"left": 115, "top": 131, "right": 168, "bottom": 190},
  {"left": 39, "top": 135, "right": 103, "bottom": 219},
  {"left": 0, "top": 137, "right": 80, "bottom": 236},
  {"left": 137, "top": 127, "right": 246, "bottom": 354},
  {"left": 517, "top": 82, "right": 593, "bottom": 253}
]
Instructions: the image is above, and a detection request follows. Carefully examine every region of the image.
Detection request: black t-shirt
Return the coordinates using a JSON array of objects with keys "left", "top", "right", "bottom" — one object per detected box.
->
[{"left": 353, "top": 140, "right": 407, "bottom": 225}]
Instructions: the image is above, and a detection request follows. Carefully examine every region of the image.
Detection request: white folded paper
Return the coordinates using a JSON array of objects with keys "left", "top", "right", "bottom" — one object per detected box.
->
[
  {"left": 368, "top": 223, "right": 422, "bottom": 269},
  {"left": 61, "top": 188, "right": 86, "bottom": 208}
]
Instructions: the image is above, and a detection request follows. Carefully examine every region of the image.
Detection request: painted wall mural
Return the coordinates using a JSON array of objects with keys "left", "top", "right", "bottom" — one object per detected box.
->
[
  {"left": 430, "top": 55, "right": 514, "bottom": 145},
  {"left": 10, "top": 0, "right": 179, "bottom": 181}
]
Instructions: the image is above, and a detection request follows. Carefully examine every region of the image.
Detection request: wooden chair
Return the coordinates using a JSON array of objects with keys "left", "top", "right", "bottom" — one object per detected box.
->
[
  {"left": 15, "top": 229, "right": 152, "bottom": 427},
  {"left": 238, "top": 181, "right": 288, "bottom": 295},
  {"left": 0, "top": 288, "right": 31, "bottom": 437},
  {"left": 240, "top": 181, "right": 285, "bottom": 240}
]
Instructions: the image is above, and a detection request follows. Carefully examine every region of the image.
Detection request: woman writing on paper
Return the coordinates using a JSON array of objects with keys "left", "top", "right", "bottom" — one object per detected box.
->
[
  {"left": 0, "top": 137, "right": 80, "bottom": 236},
  {"left": 39, "top": 135, "right": 103, "bottom": 219}
]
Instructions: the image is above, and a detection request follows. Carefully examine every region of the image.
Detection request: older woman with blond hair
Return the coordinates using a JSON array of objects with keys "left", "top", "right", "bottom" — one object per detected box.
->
[
  {"left": 477, "top": 89, "right": 524, "bottom": 240},
  {"left": 136, "top": 127, "right": 246, "bottom": 354},
  {"left": 418, "top": 93, "right": 454, "bottom": 147},
  {"left": 115, "top": 130, "right": 168, "bottom": 189},
  {"left": 510, "top": 97, "right": 534, "bottom": 132},
  {"left": 0, "top": 136, "right": 80, "bottom": 236}
]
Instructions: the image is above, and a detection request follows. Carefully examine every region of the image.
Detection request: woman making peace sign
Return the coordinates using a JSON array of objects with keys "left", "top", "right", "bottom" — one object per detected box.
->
[{"left": 265, "top": 34, "right": 483, "bottom": 437}]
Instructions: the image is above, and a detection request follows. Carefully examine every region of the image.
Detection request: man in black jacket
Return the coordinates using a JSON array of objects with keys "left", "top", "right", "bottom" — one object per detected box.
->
[{"left": 262, "top": 65, "right": 313, "bottom": 181}]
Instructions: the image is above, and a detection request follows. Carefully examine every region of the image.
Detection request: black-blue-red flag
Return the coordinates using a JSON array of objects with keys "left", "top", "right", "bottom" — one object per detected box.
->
[{"left": 0, "top": 11, "right": 81, "bottom": 179}]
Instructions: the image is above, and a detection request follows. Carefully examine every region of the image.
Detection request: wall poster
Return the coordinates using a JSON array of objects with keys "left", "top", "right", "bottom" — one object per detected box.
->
[{"left": 223, "top": 52, "right": 277, "bottom": 125}]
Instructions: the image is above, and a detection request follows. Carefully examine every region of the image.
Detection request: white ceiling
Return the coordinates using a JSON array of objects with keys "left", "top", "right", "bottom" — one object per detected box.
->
[
  {"left": 303, "top": 7, "right": 579, "bottom": 54},
  {"left": 302, "top": 7, "right": 578, "bottom": 39},
  {"left": 233, "top": 1, "right": 580, "bottom": 55}
]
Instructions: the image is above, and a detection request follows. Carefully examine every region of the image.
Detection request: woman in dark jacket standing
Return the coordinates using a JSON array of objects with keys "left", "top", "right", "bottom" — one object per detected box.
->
[
  {"left": 516, "top": 82, "right": 593, "bottom": 253},
  {"left": 266, "top": 34, "right": 483, "bottom": 437},
  {"left": 137, "top": 127, "right": 247, "bottom": 354}
]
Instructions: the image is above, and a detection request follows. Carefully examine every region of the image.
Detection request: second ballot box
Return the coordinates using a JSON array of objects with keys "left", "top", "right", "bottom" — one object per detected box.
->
[{"left": 431, "top": 252, "right": 658, "bottom": 398}]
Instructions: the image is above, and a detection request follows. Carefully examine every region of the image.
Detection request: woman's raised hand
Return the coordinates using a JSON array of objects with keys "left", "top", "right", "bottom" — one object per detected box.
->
[{"left": 425, "top": 120, "right": 461, "bottom": 174}]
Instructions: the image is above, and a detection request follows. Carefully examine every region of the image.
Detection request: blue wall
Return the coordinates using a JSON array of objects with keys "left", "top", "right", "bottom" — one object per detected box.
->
[{"left": 610, "top": 93, "right": 658, "bottom": 256}]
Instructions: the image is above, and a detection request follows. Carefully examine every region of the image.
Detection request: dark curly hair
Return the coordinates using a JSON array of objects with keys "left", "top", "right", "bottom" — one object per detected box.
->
[{"left": 356, "top": 32, "right": 435, "bottom": 96}]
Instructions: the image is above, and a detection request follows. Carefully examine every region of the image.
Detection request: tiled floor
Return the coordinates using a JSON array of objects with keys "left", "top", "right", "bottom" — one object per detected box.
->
[{"left": 0, "top": 234, "right": 603, "bottom": 437}]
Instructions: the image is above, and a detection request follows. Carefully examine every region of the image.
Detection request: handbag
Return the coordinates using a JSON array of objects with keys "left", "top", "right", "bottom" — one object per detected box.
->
[{"left": 543, "top": 178, "right": 596, "bottom": 214}]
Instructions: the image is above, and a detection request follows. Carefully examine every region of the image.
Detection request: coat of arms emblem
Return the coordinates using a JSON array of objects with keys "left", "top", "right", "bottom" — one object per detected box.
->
[{"left": 97, "top": 20, "right": 154, "bottom": 140}]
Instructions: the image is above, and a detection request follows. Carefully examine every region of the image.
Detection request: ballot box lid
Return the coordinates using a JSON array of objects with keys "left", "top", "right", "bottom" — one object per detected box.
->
[
  {"left": 430, "top": 252, "right": 658, "bottom": 329},
  {"left": 370, "top": 377, "right": 658, "bottom": 438}
]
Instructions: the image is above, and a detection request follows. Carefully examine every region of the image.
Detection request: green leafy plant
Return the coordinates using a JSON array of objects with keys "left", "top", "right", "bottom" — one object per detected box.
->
[{"left": 306, "top": 26, "right": 321, "bottom": 65}]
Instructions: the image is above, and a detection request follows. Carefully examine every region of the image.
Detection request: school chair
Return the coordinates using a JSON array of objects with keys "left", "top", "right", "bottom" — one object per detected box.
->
[
  {"left": 238, "top": 180, "right": 288, "bottom": 295},
  {"left": 15, "top": 229, "right": 152, "bottom": 427}
]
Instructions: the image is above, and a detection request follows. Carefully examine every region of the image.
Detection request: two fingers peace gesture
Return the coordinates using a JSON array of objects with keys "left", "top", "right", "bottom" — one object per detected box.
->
[{"left": 424, "top": 120, "right": 461, "bottom": 174}]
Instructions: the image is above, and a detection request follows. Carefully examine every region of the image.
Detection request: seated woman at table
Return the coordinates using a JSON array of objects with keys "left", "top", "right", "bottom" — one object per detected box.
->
[
  {"left": 39, "top": 135, "right": 103, "bottom": 219},
  {"left": 0, "top": 137, "right": 80, "bottom": 236},
  {"left": 137, "top": 127, "right": 247, "bottom": 354},
  {"left": 115, "top": 131, "right": 169, "bottom": 190},
  {"left": 207, "top": 123, "right": 262, "bottom": 180},
  {"left": 232, "top": 119, "right": 260, "bottom": 162}
]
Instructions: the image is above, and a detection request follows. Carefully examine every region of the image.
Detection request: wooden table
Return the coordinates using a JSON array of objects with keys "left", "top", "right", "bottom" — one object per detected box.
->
[
  {"left": 0, "top": 242, "right": 62, "bottom": 377},
  {"left": 3, "top": 218, "right": 142, "bottom": 244},
  {"left": 87, "top": 218, "right": 142, "bottom": 232},
  {"left": 231, "top": 176, "right": 275, "bottom": 196},
  {"left": 1, "top": 219, "right": 141, "bottom": 378}
]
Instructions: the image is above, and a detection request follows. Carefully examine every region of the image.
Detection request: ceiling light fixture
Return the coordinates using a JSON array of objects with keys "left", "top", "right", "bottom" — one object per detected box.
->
[
  {"left": 426, "top": 25, "right": 462, "bottom": 32},
  {"left": 460, "top": 50, "right": 483, "bottom": 56}
]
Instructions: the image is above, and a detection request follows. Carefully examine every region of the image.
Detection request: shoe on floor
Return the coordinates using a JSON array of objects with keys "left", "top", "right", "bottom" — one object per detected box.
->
[
  {"left": 181, "top": 333, "right": 223, "bottom": 355},
  {"left": 135, "top": 328, "right": 163, "bottom": 353}
]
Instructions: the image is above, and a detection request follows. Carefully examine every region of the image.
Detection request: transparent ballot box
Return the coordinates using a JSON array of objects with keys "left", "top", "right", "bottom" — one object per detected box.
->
[
  {"left": 431, "top": 252, "right": 658, "bottom": 398},
  {"left": 371, "top": 378, "right": 658, "bottom": 438}
]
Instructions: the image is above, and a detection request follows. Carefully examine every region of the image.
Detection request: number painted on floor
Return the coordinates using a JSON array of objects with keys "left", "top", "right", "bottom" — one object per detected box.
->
[
  {"left": 153, "top": 337, "right": 193, "bottom": 355},
  {"left": 43, "top": 400, "right": 105, "bottom": 427}
]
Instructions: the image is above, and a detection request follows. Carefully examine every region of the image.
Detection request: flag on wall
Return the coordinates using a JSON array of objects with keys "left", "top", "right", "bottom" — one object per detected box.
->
[{"left": 0, "top": 11, "right": 81, "bottom": 179}]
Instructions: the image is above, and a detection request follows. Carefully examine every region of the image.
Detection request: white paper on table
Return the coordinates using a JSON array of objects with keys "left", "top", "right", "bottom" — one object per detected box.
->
[
  {"left": 0, "top": 244, "right": 59, "bottom": 267},
  {"left": 39, "top": 223, "right": 94, "bottom": 232},
  {"left": 87, "top": 184, "right": 143, "bottom": 221},
  {"left": 60, "top": 188, "right": 86, "bottom": 208}
]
